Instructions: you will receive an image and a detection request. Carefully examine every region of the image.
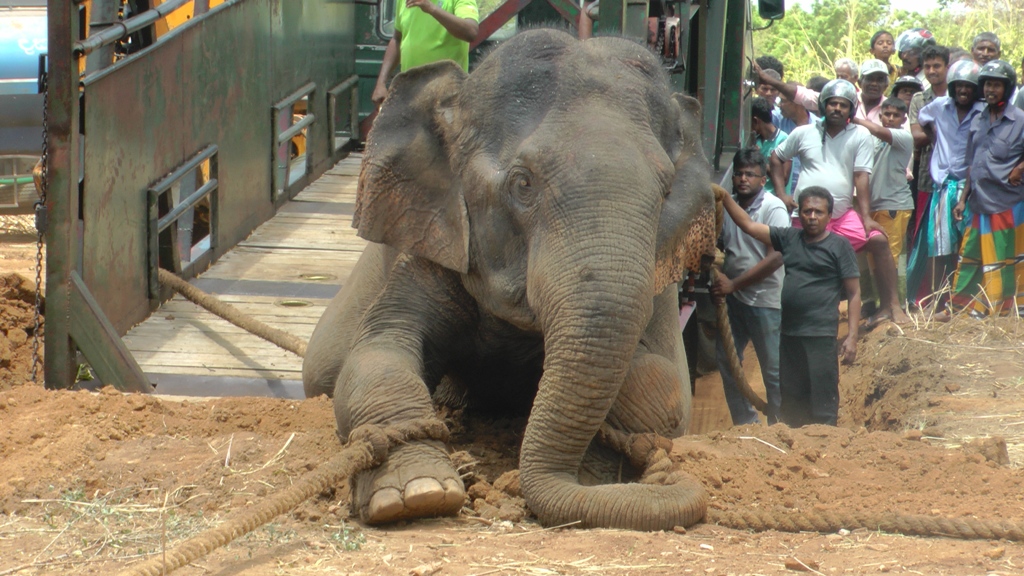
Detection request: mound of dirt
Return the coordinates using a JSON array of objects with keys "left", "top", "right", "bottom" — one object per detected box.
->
[
  {"left": 2, "top": 316, "right": 1024, "bottom": 574},
  {"left": 0, "top": 272, "right": 41, "bottom": 390}
]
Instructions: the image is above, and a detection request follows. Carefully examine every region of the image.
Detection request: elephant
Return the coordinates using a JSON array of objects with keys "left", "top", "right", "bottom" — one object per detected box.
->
[{"left": 302, "top": 28, "right": 717, "bottom": 531}]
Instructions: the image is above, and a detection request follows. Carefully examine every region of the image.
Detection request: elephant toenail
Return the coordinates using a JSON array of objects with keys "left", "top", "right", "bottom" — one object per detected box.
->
[
  {"left": 441, "top": 478, "right": 466, "bottom": 508},
  {"left": 404, "top": 478, "right": 445, "bottom": 509},
  {"left": 368, "top": 487, "right": 404, "bottom": 521}
]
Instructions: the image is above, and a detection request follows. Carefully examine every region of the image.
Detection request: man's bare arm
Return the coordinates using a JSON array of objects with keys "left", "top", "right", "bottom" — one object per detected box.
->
[
  {"left": 852, "top": 117, "right": 893, "bottom": 144},
  {"left": 753, "top": 62, "right": 798, "bottom": 102},
  {"left": 713, "top": 250, "right": 783, "bottom": 298},
  {"left": 770, "top": 152, "right": 795, "bottom": 210},
  {"left": 720, "top": 192, "right": 772, "bottom": 246},
  {"left": 408, "top": 0, "right": 479, "bottom": 42},
  {"left": 372, "top": 34, "right": 401, "bottom": 105},
  {"left": 853, "top": 171, "right": 882, "bottom": 234}
]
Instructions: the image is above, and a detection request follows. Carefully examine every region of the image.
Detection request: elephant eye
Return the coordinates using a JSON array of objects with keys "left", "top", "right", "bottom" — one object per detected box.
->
[{"left": 507, "top": 168, "right": 537, "bottom": 207}]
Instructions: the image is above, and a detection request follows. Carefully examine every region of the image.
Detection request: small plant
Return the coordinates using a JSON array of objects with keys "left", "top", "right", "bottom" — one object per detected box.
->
[{"left": 329, "top": 522, "right": 365, "bottom": 552}]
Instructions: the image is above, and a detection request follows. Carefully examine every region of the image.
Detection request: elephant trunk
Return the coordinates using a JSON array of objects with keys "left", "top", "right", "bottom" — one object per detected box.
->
[{"left": 520, "top": 210, "right": 706, "bottom": 531}]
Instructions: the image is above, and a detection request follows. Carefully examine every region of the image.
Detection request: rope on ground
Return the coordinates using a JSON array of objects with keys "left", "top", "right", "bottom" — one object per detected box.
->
[
  {"left": 708, "top": 507, "right": 1024, "bottom": 541},
  {"left": 115, "top": 417, "right": 449, "bottom": 576},
  {"left": 157, "top": 268, "right": 307, "bottom": 358}
]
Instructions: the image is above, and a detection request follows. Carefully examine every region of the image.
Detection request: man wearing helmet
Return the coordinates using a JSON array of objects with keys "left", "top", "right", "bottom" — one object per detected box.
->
[
  {"left": 906, "top": 59, "right": 986, "bottom": 309},
  {"left": 895, "top": 28, "right": 936, "bottom": 89},
  {"left": 892, "top": 76, "right": 923, "bottom": 109},
  {"left": 769, "top": 79, "right": 911, "bottom": 326},
  {"left": 948, "top": 60, "right": 1024, "bottom": 317}
]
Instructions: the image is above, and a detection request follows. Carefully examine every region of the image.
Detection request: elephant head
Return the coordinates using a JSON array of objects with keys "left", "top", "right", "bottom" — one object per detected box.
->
[{"left": 354, "top": 29, "right": 714, "bottom": 530}]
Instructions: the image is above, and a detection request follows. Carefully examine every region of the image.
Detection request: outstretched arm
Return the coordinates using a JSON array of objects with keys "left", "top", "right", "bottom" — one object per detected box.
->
[
  {"left": 852, "top": 116, "right": 893, "bottom": 144},
  {"left": 408, "top": 0, "right": 479, "bottom": 42},
  {"left": 753, "top": 62, "right": 798, "bottom": 102},
  {"left": 719, "top": 191, "right": 772, "bottom": 246},
  {"left": 372, "top": 34, "right": 402, "bottom": 106},
  {"left": 712, "top": 249, "right": 783, "bottom": 299}
]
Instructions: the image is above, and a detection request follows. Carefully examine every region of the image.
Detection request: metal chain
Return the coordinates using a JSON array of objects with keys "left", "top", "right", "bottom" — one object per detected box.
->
[{"left": 30, "top": 63, "right": 48, "bottom": 384}]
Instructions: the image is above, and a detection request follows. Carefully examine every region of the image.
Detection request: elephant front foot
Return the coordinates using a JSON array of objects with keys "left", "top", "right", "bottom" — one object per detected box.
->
[{"left": 352, "top": 440, "right": 466, "bottom": 524}]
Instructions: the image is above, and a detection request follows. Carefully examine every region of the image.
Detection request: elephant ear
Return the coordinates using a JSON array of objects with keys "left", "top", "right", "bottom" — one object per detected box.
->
[
  {"left": 354, "top": 61, "right": 471, "bottom": 273},
  {"left": 653, "top": 93, "right": 717, "bottom": 293}
]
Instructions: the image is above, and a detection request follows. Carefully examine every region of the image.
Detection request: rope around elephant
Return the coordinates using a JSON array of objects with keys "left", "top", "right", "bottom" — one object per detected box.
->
[{"left": 138, "top": 217, "right": 1024, "bottom": 575}]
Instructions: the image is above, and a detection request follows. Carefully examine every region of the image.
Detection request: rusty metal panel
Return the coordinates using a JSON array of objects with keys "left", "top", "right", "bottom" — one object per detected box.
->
[
  {"left": 79, "top": 0, "right": 355, "bottom": 335},
  {"left": 180, "top": 0, "right": 275, "bottom": 253},
  {"left": 271, "top": 0, "right": 356, "bottom": 182},
  {"left": 81, "top": 31, "right": 186, "bottom": 335}
]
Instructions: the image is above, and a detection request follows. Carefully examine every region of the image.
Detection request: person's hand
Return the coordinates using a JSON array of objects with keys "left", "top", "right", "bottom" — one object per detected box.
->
[
  {"left": 861, "top": 214, "right": 884, "bottom": 236},
  {"left": 752, "top": 61, "right": 770, "bottom": 84},
  {"left": 710, "top": 271, "right": 734, "bottom": 303},
  {"left": 371, "top": 83, "right": 388, "bottom": 107},
  {"left": 406, "top": 0, "right": 436, "bottom": 13},
  {"left": 840, "top": 335, "right": 857, "bottom": 364},
  {"left": 953, "top": 200, "right": 966, "bottom": 222},
  {"left": 1009, "top": 163, "right": 1024, "bottom": 187}
]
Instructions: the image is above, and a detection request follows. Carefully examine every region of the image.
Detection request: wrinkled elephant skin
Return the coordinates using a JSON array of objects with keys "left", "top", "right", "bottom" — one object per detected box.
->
[{"left": 303, "top": 29, "right": 715, "bottom": 531}]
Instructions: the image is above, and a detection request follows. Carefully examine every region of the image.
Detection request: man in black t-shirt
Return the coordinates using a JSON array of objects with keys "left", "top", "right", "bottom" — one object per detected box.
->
[{"left": 718, "top": 186, "right": 861, "bottom": 427}]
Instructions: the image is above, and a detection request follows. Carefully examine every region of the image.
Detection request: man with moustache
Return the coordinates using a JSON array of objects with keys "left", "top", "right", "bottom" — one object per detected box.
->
[
  {"left": 719, "top": 186, "right": 861, "bottom": 427},
  {"left": 769, "top": 79, "right": 910, "bottom": 325},
  {"left": 970, "top": 32, "right": 1000, "bottom": 67},
  {"left": 712, "top": 149, "right": 789, "bottom": 425},
  {"left": 949, "top": 60, "right": 1024, "bottom": 317},
  {"left": 907, "top": 60, "right": 985, "bottom": 309}
]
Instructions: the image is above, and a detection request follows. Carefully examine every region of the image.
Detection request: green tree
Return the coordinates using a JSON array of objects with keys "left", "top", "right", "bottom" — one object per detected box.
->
[{"left": 753, "top": 0, "right": 1024, "bottom": 85}]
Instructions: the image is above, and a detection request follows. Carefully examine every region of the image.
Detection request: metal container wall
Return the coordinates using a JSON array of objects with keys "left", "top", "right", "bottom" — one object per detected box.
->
[{"left": 79, "top": 0, "right": 355, "bottom": 334}]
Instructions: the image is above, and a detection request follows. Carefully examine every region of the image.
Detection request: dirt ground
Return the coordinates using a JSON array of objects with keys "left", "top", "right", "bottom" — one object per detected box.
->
[{"left": 1, "top": 236, "right": 1024, "bottom": 574}]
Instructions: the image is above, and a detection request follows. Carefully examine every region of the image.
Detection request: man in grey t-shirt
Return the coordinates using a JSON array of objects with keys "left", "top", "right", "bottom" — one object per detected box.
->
[{"left": 712, "top": 149, "right": 790, "bottom": 425}]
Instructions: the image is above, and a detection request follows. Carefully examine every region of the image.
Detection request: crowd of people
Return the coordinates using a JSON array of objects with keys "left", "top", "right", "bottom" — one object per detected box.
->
[{"left": 715, "top": 28, "right": 1024, "bottom": 428}]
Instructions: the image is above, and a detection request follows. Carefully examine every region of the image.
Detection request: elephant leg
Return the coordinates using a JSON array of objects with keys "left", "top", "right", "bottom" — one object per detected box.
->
[
  {"left": 332, "top": 258, "right": 477, "bottom": 524},
  {"left": 335, "top": 345, "right": 467, "bottom": 523}
]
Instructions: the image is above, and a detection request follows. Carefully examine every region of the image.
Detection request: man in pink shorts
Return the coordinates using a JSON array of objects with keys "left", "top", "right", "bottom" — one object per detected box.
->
[{"left": 770, "top": 79, "right": 911, "bottom": 325}]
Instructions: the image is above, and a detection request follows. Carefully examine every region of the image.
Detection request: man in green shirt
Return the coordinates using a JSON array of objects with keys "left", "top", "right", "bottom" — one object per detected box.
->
[{"left": 371, "top": 0, "right": 480, "bottom": 106}]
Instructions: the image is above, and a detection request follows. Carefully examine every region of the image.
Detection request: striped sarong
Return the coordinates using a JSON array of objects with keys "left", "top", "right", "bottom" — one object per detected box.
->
[
  {"left": 906, "top": 177, "right": 967, "bottom": 307},
  {"left": 950, "top": 200, "right": 1024, "bottom": 316}
]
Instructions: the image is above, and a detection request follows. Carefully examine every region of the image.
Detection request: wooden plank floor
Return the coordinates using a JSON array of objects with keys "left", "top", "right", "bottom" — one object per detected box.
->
[{"left": 123, "top": 154, "right": 367, "bottom": 398}]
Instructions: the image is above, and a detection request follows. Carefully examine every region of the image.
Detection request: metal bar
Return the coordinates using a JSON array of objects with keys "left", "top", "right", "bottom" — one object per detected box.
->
[
  {"left": 85, "top": 0, "right": 120, "bottom": 73},
  {"left": 272, "top": 82, "right": 316, "bottom": 112},
  {"left": 69, "top": 271, "right": 152, "bottom": 393},
  {"left": 149, "top": 144, "right": 218, "bottom": 194},
  {"left": 277, "top": 114, "right": 315, "bottom": 145},
  {"left": 700, "top": 0, "right": 727, "bottom": 165},
  {"left": 45, "top": 0, "right": 82, "bottom": 390},
  {"left": 0, "top": 176, "right": 34, "bottom": 186},
  {"left": 73, "top": 0, "right": 192, "bottom": 56},
  {"left": 598, "top": 0, "right": 626, "bottom": 35},
  {"left": 157, "top": 178, "right": 218, "bottom": 233},
  {"left": 544, "top": 0, "right": 581, "bottom": 27},
  {"left": 470, "top": 0, "right": 533, "bottom": 49},
  {"left": 328, "top": 74, "right": 358, "bottom": 96}
]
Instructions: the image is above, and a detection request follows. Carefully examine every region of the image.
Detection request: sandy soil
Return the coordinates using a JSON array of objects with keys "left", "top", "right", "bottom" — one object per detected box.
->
[{"left": 0, "top": 255, "right": 1023, "bottom": 574}]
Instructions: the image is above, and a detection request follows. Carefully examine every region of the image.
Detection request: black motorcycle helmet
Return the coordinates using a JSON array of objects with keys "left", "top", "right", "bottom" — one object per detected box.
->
[{"left": 977, "top": 59, "right": 1017, "bottom": 106}]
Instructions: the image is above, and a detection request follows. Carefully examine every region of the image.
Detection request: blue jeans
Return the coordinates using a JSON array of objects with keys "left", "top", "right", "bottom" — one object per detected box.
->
[{"left": 714, "top": 295, "right": 782, "bottom": 425}]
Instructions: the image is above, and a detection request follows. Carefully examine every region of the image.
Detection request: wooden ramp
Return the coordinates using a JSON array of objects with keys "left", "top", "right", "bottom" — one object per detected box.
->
[{"left": 123, "top": 154, "right": 366, "bottom": 398}]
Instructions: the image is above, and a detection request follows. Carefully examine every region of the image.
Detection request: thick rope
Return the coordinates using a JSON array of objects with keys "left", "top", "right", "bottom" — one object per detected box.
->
[
  {"left": 714, "top": 301, "right": 768, "bottom": 413},
  {"left": 157, "top": 268, "right": 307, "bottom": 357},
  {"left": 708, "top": 508, "right": 1024, "bottom": 541},
  {"left": 115, "top": 418, "right": 449, "bottom": 576}
]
